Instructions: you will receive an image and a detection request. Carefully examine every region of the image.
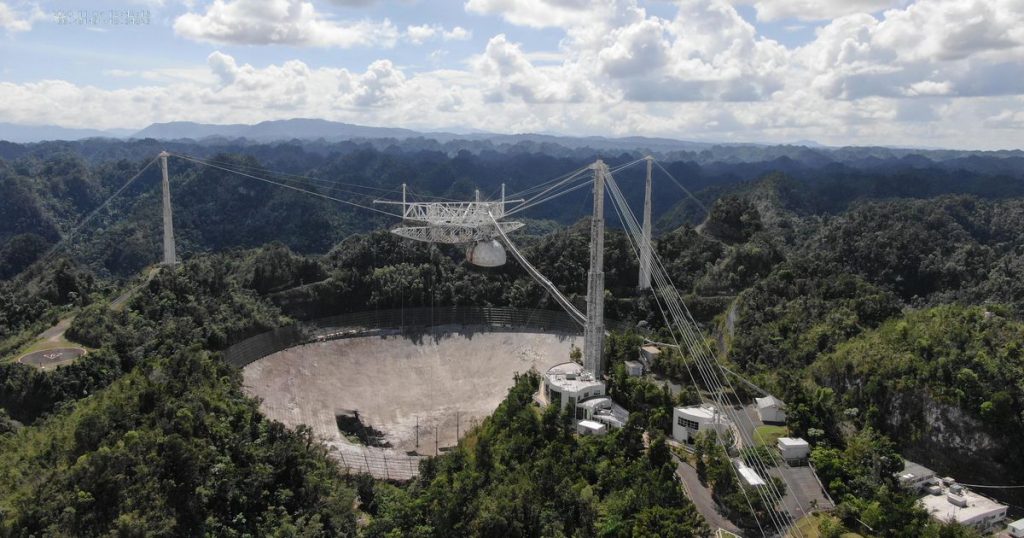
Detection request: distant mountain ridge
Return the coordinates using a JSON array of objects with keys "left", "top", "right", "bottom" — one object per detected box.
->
[
  {"left": 132, "top": 119, "right": 422, "bottom": 142},
  {"left": 0, "top": 123, "right": 133, "bottom": 143},
  {"left": 2, "top": 119, "right": 1022, "bottom": 163},
  {"left": 131, "top": 118, "right": 719, "bottom": 153}
]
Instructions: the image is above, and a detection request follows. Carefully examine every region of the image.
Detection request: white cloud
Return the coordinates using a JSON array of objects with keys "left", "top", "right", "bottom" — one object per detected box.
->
[
  {"left": 902, "top": 80, "right": 952, "bottom": 96},
  {"left": 474, "top": 34, "right": 598, "bottom": 103},
  {"left": 796, "top": 0, "right": 1024, "bottom": 99},
  {"left": 405, "top": 24, "right": 437, "bottom": 44},
  {"left": 0, "top": 1, "right": 44, "bottom": 32},
  {"left": 173, "top": 0, "right": 399, "bottom": 47},
  {"left": 404, "top": 24, "right": 471, "bottom": 44},
  {"left": 2, "top": 0, "right": 1024, "bottom": 149},
  {"left": 443, "top": 26, "right": 472, "bottom": 41},
  {"left": 464, "top": 0, "right": 638, "bottom": 29},
  {"left": 732, "top": 0, "right": 902, "bottom": 22}
]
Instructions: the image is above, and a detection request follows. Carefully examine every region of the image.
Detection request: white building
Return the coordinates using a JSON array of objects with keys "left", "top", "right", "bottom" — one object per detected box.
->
[
  {"left": 672, "top": 404, "right": 732, "bottom": 444},
  {"left": 577, "top": 420, "right": 607, "bottom": 436},
  {"left": 898, "top": 459, "right": 938, "bottom": 493},
  {"left": 755, "top": 395, "right": 786, "bottom": 424},
  {"left": 734, "top": 460, "right": 767, "bottom": 488},
  {"left": 540, "top": 362, "right": 627, "bottom": 429},
  {"left": 1008, "top": 518, "right": 1024, "bottom": 537},
  {"left": 623, "top": 360, "right": 644, "bottom": 377},
  {"left": 919, "top": 483, "right": 1008, "bottom": 534},
  {"left": 777, "top": 437, "right": 810, "bottom": 464},
  {"left": 541, "top": 362, "right": 605, "bottom": 411}
]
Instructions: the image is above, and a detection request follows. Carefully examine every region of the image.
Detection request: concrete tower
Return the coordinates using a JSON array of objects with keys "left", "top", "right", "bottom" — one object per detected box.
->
[
  {"left": 159, "top": 151, "right": 176, "bottom": 266},
  {"left": 639, "top": 156, "right": 653, "bottom": 290},
  {"left": 584, "top": 160, "right": 606, "bottom": 377}
]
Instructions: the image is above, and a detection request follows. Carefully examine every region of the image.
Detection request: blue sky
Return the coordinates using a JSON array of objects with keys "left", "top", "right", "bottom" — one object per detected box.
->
[{"left": 1, "top": 0, "right": 1022, "bottom": 149}]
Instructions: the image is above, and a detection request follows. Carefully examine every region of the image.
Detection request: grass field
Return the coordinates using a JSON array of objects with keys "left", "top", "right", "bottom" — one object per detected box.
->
[
  {"left": 754, "top": 424, "right": 788, "bottom": 446},
  {"left": 789, "top": 514, "right": 864, "bottom": 538}
]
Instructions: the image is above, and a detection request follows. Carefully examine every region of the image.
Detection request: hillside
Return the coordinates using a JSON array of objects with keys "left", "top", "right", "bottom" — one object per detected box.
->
[{"left": 1, "top": 141, "right": 1022, "bottom": 536}]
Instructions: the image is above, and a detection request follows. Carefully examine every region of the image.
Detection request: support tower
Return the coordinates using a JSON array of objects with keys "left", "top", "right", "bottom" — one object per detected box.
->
[
  {"left": 584, "top": 160, "right": 606, "bottom": 377},
  {"left": 639, "top": 156, "right": 653, "bottom": 290},
  {"left": 159, "top": 151, "right": 176, "bottom": 266}
]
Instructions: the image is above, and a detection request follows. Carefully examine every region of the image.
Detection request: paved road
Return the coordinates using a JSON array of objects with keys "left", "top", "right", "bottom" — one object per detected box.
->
[
  {"left": 110, "top": 266, "right": 159, "bottom": 311},
  {"left": 36, "top": 316, "right": 74, "bottom": 343},
  {"left": 771, "top": 464, "right": 834, "bottom": 517},
  {"left": 675, "top": 456, "right": 743, "bottom": 535}
]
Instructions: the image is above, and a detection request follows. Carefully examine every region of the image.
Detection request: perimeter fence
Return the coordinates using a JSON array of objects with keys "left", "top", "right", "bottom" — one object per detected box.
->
[{"left": 222, "top": 306, "right": 620, "bottom": 368}]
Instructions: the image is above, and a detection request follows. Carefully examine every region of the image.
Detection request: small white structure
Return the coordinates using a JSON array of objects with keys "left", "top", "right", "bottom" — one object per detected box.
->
[
  {"left": 672, "top": 404, "right": 732, "bottom": 444},
  {"left": 734, "top": 460, "right": 767, "bottom": 488},
  {"left": 624, "top": 360, "right": 644, "bottom": 377},
  {"left": 755, "top": 395, "right": 786, "bottom": 424},
  {"left": 639, "top": 345, "right": 661, "bottom": 367},
  {"left": 898, "top": 459, "right": 938, "bottom": 493},
  {"left": 577, "top": 420, "right": 607, "bottom": 436},
  {"left": 777, "top": 437, "right": 810, "bottom": 464},
  {"left": 919, "top": 483, "right": 1008, "bottom": 534},
  {"left": 1008, "top": 518, "right": 1024, "bottom": 537}
]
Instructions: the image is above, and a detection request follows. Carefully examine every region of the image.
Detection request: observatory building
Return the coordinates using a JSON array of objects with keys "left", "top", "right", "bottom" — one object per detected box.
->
[{"left": 538, "top": 362, "right": 627, "bottom": 429}]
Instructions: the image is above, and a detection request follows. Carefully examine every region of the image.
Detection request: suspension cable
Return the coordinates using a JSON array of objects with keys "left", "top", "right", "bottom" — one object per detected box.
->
[
  {"left": 35, "top": 156, "right": 160, "bottom": 267},
  {"left": 604, "top": 167, "right": 808, "bottom": 536},
  {"left": 172, "top": 154, "right": 404, "bottom": 218}
]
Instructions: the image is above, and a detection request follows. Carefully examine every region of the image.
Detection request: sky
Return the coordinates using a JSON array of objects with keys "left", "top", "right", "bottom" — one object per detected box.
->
[{"left": 0, "top": 0, "right": 1022, "bottom": 149}]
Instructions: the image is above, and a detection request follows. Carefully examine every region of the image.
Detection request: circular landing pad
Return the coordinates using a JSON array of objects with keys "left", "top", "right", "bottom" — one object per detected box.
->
[{"left": 18, "top": 347, "right": 86, "bottom": 369}]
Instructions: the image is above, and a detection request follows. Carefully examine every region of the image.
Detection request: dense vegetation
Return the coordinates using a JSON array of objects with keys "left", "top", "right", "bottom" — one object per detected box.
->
[
  {"left": 2, "top": 139, "right": 1024, "bottom": 535},
  {"left": 364, "top": 372, "right": 708, "bottom": 537}
]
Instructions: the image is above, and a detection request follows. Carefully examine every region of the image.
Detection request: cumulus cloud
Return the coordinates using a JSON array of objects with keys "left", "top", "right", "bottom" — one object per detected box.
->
[
  {"left": 474, "top": 34, "right": 597, "bottom": 103},
  {"left": 796, "top": 0, "right": 1024, "bottom": 99},
  {"left": 732, "top": 0, "right": 902, "bottom": 22},
  {"left": 2, "top": 0, "right": 1024, "bottom": 149},
  {"left": 0, "top": 1, "right": 44, "bottom": 32},
  {"left": 465, "top": 0, "right": 638, "bottom": 29},
  {"left": 174, "top": 0, "right": 399, "bottom": 47},
  {"left": 405, "top": 24, "right": 437, "bottom": 44},
  {"left": 405, "top": 24, "right": 471, "bottom": 44},
  {"left": 444, "top": 26, "right": 472, "bottom": 41}
]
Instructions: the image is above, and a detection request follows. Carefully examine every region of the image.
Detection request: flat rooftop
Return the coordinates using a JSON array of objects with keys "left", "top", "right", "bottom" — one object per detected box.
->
[
  {"left": 676, "top": 404, "right": 728, "bottom": 422},
  {"left": 734, "top": 461, "right": 767, "bottom": 487},
  {"left": 546, "top": 362, "right": 603, "bottom": 392},
  {"left": 901, "top": 459, "right": 937, "bottom": 479},
  {"left": 777, "top": 437, "right": 808, "bottom": 448},
  {"left": 920, "top": 487, "right": 1006, "bottom": 525}
]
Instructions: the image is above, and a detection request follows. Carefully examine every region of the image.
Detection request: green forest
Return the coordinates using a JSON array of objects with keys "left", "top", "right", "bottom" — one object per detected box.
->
[{"left": 1, "top": 139, "right": 1023, "bottom": 536}]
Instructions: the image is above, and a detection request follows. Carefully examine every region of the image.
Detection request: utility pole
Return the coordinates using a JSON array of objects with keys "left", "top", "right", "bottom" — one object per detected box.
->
[
  {"left": 415, "top": 416, "right": 419, "bottom": 449},
  {"left": 584, "top": 160, "right": 606, "bottom": 378},
  {"left": 158, "top": 151, "right": 176, "bottom": 266},
  {"left": 639, "top": 156, "right": 653, "bottom": 290}
]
